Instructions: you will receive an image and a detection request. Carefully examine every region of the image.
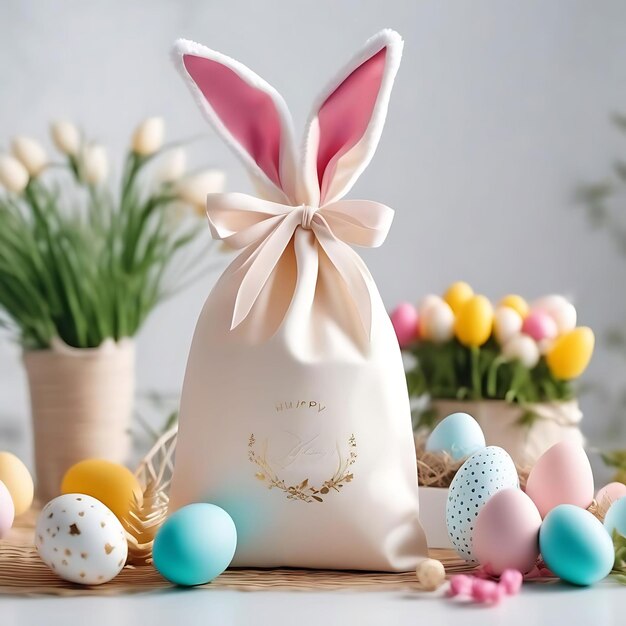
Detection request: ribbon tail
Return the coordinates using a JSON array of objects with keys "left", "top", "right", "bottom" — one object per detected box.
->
[
  {"left": 313, "top": 219, "right": 373, "bottom": 340},
  {"left": 230, "top": 211, "right": 301, "bottom": 330}
]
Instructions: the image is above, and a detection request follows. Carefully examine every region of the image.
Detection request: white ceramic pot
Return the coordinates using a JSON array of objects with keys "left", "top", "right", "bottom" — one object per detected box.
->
[
  {"left": 430, "top": 399, "right": 584, "bottom": 468},
  {"left": 418, "top": 486, "right": 453, "bottom": 549},
  {"left": 23, "top": 338, "right": 135, "bottom": 502}
]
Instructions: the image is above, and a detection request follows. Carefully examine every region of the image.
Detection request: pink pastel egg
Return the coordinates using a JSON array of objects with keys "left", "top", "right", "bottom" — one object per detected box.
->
[
  {"left": 596, "top": 482, "right": 626, "bottom": 507},
  {"left": 0, "top": 479, "right": 15, "bottom": 539},
  {"left": 522, "top": 310, "right": 558, "bottom": 342},
  {"left": 390, "top": 302, "right": 419, "bottom": 348},
  {"left": 473, "top": 488, "right": 542, "bottom": 575},
  {"left": 525, "top": 441, "right": 594, "bottom": 518}
]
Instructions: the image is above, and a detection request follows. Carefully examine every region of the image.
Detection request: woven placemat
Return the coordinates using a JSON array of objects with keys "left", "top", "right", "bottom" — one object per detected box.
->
[{"left": 0, "top": 511, "right": 474, "bottom": 596}]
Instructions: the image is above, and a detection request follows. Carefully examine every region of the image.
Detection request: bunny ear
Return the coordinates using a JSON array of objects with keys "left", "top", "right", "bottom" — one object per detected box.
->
[
  {"left": 173, "top": 39, "right": 297, "bottom": 203},
  {"left": 301, "top": 29, "right": 403, "bottom": 207}
]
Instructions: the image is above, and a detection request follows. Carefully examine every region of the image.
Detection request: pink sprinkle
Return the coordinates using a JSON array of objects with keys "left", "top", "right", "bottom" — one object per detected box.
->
[
  {"left": 500, "top": 569, "right": 523, "bottom": 595},
  {"left": 449, "top": 574, "right": 473, "bottom": 597},
  {"left": 471, "top": 579, "right": 502, "bottom": 603}
]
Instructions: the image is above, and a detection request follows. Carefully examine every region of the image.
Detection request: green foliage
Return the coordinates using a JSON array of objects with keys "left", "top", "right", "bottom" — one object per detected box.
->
[
  {"left": 406, "top": 338, "right": 574, "bottom": 428},
  {"left": 0, "top": 146, "right": 212, "bottom": 349}
]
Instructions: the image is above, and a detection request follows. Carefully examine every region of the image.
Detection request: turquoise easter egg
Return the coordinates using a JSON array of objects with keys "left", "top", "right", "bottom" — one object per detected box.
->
[
  {"left": 426, "top": 412, "right": 485, "bottom": 460},
  {"left": 604, "top": 496, "right": 626, "bottom": 538},
  {"left": 539, "top": 504, "right": 614, "bottom": 586},
  {"left": 153, "top": 503, "right": 237, "bottom": 586}
]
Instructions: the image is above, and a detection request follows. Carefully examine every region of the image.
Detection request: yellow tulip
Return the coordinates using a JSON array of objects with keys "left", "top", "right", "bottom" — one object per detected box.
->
[
  {"left": 498, "top": 294, "right": 529, "bottom": 319},
  {"left": 443, "top": 281, "right": 474, "bottom": 314},
  {"left": 454, "top": 295, "right": 494, "bottom": 347},
  {"left": 546, "top": 326, "right": 594, "bottom": 380}
]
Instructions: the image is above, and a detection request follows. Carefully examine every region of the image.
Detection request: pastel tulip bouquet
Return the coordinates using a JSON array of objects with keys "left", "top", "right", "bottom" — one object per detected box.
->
[
  {"left": 390, "top": 282, "right": 595, "bottom": 428},
  {"left": 0, "top": 118, "right": 224, "bottom": 349}
]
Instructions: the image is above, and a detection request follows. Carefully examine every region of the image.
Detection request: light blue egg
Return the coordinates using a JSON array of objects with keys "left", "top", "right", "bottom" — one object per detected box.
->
[
  {"left": 539, "top": 504, "right": 614, "bottom": 586},
  {"left": 604, "top": 496, "right": 626, "bottom": 538},
  {"left": 153, "top": 503, "right": 237, "bottom": 586},
  {"left": 426, "top": 412, "right": 486, "bottom": 460}
]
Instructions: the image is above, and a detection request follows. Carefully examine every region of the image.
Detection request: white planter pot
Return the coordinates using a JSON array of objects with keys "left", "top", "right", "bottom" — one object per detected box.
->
[
  {"left": 23, "top": 338, "right": 135, "bottom": 503},
  {"left": 418, "top": 486, "right": 452, "bottom": 549},
  {"left": 430, "top": 399, "right": 584, "bottom": 467}
]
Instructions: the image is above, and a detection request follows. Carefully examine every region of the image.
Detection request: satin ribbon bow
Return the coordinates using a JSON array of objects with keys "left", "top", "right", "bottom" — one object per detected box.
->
[{"left": 206, "top": 193, "right": 394, "bottom": 337}]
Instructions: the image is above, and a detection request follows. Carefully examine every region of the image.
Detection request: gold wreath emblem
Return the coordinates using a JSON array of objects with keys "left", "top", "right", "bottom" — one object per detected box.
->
[{"left": 247, "top": 433, "right": 357, "bottom": 503}]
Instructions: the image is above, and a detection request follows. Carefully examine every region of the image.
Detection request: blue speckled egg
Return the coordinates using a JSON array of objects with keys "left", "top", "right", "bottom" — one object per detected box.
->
[
  {"left": 604, "top": 496, "right": 626, "bottom": 538},
  {"left": 153, "top": 503, "right": 237, "bottom": 586},
  {"left": 540, "top": 504, "right": 614, "bottom": 586},
  {"left": 426, "top": 412, "right": 485, "bottom": 460},
  {"left": 446, "top": 446, "right": 518, "bottom": 561}
]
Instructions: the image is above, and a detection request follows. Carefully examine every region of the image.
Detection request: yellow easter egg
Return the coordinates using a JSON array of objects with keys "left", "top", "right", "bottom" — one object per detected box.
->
[
  {"left": 546, "top": 326, "right": 594, "bottom": 380},
  {"left": 61, "top": 459, "right": 142, "bottom": 524},
  {"left": 454, "top": 295, "right": 494, "bottom": 347},
  {"left": 0, "top": 452, "right": 34, "bottom": 516},
  {"left": 498, "top": 294, "right": 529, "bottom": 319},
  {"left": 443, "top": 281, "right": 474, "bottom": 314}
]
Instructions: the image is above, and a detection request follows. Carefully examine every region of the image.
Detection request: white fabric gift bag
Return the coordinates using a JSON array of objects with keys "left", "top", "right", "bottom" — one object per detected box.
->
[{"left": 169, "top": 29, "right": 427, "bottom": 571}]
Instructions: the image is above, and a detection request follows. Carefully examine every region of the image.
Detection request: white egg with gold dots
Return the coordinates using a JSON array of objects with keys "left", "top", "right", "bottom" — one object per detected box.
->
[{"left": 35, "top": 493, "right": 128, "bottom": 585}]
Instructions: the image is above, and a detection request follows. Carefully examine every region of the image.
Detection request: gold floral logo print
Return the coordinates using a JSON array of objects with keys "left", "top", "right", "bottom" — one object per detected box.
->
[{"left": 248, "top": 433, "right": 357, "bottom": 503}]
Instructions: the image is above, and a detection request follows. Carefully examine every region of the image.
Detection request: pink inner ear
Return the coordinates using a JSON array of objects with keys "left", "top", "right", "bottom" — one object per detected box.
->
[
  {"left": 316, "top": 48, "right": 387, "bottom": 203},
  {"left": 183, "top": 54, "right": 283, "bottom": 187}
]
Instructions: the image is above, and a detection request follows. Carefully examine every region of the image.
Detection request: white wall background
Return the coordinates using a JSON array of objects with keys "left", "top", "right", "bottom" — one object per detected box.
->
[{"left": 1, "top": 1, "right": 626, "bottom": 466}]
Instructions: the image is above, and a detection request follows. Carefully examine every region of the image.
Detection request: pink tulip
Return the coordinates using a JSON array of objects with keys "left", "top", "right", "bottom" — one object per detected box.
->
[
  {"left": 390, "top": 303, "right": 419, "bottom": 348},
  {"left": 522, "top": 310, "right": 558, "bottom": 342}
]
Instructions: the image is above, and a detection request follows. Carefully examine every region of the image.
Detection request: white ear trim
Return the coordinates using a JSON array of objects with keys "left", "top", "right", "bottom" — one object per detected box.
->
[
  {"left": 301, "top": 29, "right": 404, "bottom": 206},
  {"left": 172, "top": 38, "right": 298, "bottom": 204}
]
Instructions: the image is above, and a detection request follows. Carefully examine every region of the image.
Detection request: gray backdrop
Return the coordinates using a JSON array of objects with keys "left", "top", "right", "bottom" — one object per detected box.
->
[{"left": 1, "top": 1, "right": 626, "bottom": 466}]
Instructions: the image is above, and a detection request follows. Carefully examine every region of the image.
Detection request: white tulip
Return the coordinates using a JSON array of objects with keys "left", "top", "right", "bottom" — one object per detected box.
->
[
  {"left": 82, "top": 144, "right": 109, "bottom": 184},
  {"left": 419, "top": 294, "right": 444, "bottom": 315},
  {"left": 532, "top": 295, "right": 577, "bottom": 334},
  {"left": 156, "top": 148, "right": 186, "bottom": 183},
  {"left": 0, "top": 154, "right": 29, "bottom": 193},
  {"left": 493, "top": 306, "right": 523, "bottom": 345},
  {"left": 502, "top": 334, "right": 540, "bottom": 369},
  {"left": 11, "top": 136, "right": 47, "bottom": 176},
  {"left": 177, "top": 169, "right": 226, "bottom": 215},
  {"left": 132, "top": 117, "right": 165, "bottom": 156},
  {"left": 50, "top": 120, "right": 81, "bottom": 156},
  {"left": 419, "top": 299, "right": 455, "bottom": 343}
]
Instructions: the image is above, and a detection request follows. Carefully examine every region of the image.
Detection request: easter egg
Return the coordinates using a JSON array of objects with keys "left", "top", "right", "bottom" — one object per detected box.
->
[
  {"left": 473, "top": 488, "right": 542, "bottom": 575},
  {"left": 443, "top": 281, "right": 474, "bottom": 314},
  {"left": 419, "top": 298, "right": 454, "bottom": 344},
  {"left": 493, "top": 306, "right": 522, "bottom": 345},
  {"left": 498, "top": 294, "right": 529, "bottom": 319},
  {"left": 522, "top": 310, "right": 558, "bottom": 342},
  {"left": 153, "top": 503, "right": 237, "bottom": 586},
  {"left": 525, "top": 441, "right": 594, "bottom": 518},
  {"left": 390, "top": 302, "right": 419, "bottom": 348},
  {"left": 533, "top": 295, "right": 577, "bottom": 334},
  {"left": 61, "top": 459, "right": 142, "bottom": 525},
  {"left": 0, "top": 480, "right": 15, "bottom": 539},
  {"left": 426, "top": 412, "right": 485, "bottom": 460},
  {"left": 36, "top": 494, "right": 128, "bottom": 585},
  {"left": 502, "top": 334, "right": 540, "bottom": 369},
  {"left": 446, "top": 446, "right": 519, "bottom": 561},
  {"left": 546, "top": 327, "right": 594, "bottom": 380},
  {"left": 604, "top": 496, "right": 626, "bottom": 538},
  {"left": 539, "top": 505, "right": 614, "bottom": 586},
  {"left": 596, "top": 482, "right": 626, "bottom": 507},
  {"left": 0, "top": 452, "right": 34, "bottom": 516},
  {"left": 454, "top": 295, "right": 494, "bottom": 348}
]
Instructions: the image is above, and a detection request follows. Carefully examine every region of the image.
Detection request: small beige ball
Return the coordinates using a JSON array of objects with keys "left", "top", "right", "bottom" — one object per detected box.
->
[{"left": 416, "top": 558, "right": 446, "bottom": 591}]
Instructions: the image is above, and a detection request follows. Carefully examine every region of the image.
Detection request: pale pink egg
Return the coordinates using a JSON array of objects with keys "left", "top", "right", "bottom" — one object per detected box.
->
[
  {"left": 522, "top": 310, "right": 558, "bottom": 342},
  {"left": 596, "top": 482, "right": 626, "bottom": 507},
  {"left": 390, "top": 302, "right": 419, "bottom": 348},
  {"left": 0, "top": 479, "right": 15, "bottom": 539},
  {"left": 525, "top": 441, "right": 594, "bottom": 518},
  {"left": 473, "top": 488, "right": 542, "bottom": 575}
]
